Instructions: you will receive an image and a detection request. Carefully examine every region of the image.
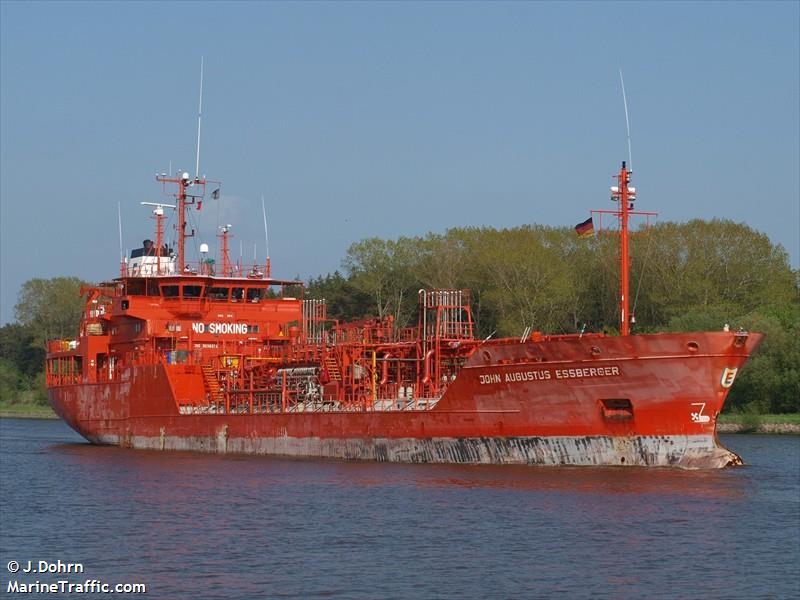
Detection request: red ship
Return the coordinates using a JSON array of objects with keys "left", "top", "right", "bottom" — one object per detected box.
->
[{"left": 46, "top": 163, "right": 763, "bottom": 468}]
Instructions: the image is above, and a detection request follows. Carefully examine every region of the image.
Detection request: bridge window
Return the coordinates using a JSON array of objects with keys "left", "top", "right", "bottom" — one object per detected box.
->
[
  {"left": 126, "top": 280, "right": 146, "bottom": 296},
  {"left": 183, "top": 285, "right": 203, "bottom": 299},
  {"left": 231, "top": 287, "right": 245, "bottom": 302},
  {"left": 207, "top": 287, "right": 230, "bottom": 302},
  {"left": 246, "top": 288, "right": 267, "bottom": 303},
  {"left": 161, "top": 285, "right": 179, "bottom": 298}
]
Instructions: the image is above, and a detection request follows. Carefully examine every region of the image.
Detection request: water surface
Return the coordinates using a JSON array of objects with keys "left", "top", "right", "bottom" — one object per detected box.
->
[{"left": 1, "top": 419, "right": 798, "bottom": 599}]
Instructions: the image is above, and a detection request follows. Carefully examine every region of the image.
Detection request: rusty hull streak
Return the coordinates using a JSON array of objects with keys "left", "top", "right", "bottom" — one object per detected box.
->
[{"left": 91, "top": 432, "right": 742, "bottom": 469}]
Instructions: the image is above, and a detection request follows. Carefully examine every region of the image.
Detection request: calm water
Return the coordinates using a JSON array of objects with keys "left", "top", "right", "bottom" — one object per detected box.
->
[{"left": 1, "top": 419, "right": 798, "bottom": 599}]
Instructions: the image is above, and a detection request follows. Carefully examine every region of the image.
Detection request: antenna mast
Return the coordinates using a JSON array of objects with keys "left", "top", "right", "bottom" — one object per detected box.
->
[
  {"left": 619, "top": 68, "right": 633, "bottom": 171},
  {"left": 118, "top": 202, "right": 124, "bottom": 276},
  {"left": 153, "top": 58, "right": 216, "bottom": 273},
  {"left": 118, "top": 202, "right": 123, "bottom": 259},
  {"left": 195, "top": 57, "right": 204, "bottom": 179},
  {"left": 262, "top": 195, "right": 271, "bottom": 278}
]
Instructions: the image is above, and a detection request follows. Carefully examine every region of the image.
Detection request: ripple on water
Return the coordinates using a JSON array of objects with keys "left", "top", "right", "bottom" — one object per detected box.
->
[{"left": 1, "top": 420, "right": 798, "bottom": 599}]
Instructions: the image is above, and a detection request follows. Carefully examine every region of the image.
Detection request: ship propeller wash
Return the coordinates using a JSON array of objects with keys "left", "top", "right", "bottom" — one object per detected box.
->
[{"left": 46, "top": 163, "right": 763, "bottom": 468}]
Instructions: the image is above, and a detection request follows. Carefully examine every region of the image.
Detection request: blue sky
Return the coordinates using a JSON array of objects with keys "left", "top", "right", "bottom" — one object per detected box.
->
[{"left": 1, "top": 1, "right": 798, "bottom": 324}]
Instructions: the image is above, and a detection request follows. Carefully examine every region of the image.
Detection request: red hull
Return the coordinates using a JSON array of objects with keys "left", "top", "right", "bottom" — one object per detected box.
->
[
  {"left": 45, "top": 163, "right": 763, "bottom": 469},
  {"left": 49, "top": 331, "right": 762, "bottom": 468}
]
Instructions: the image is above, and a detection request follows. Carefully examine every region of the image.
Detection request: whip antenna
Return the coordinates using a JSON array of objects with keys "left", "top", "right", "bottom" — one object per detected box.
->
[
  {"left": 261, "top": 195, "right": 270, "bottom": 260},
  {"left": 262, "top": 194, "right": 271, "bottom": 278},
  {"left": 118, "top": 202, "right": 123, "bottom": 261},
  {"left": 619, "top": 68, "right": 632, "bottom": 171},
  {"left": 195, "top": 57, "right": 204, "bottom": 179}
]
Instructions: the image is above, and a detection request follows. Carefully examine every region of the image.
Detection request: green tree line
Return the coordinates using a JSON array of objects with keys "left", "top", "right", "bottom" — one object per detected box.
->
[
  {"left": 1, "top": 220, "right": 797, "bottom": 414},
  {"left": 0, "top": 277, "right": 86, "bottom": 406}
]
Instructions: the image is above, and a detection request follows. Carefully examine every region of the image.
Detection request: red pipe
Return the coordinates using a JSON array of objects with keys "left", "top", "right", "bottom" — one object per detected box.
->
[
  {"left": 421, "top": 349, "right": 435, "bottom": 384},
  {"left": 380, "top": 353, "right": 392, "bottom": 385}
]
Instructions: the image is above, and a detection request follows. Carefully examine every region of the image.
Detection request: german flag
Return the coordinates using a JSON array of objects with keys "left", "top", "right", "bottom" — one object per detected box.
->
[{"left": 574, "top": 217, "right": 594, "bottom": 237}]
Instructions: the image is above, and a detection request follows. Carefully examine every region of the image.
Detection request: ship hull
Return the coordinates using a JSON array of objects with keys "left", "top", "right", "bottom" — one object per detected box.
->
[
  {"left": 84, "top": 429, "right": 738, "bottom": 469},
  {"left": 48, "top": 332, "right": 761, "bottom": 469}
]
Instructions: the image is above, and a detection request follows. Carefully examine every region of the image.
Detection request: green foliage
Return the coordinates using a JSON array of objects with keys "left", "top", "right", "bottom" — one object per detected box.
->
[
  {"left": 0, "top": 323, "right": 44, "bottom": 379},
  {"left": 0, "top": 358, "right": 24, "bottom": 402},
  {"left": 717, "top": 413, "right": 800, "bottom": 425},
  {"left": 306, "top": 272, "right": 372, "bottom": 322},
  {"left": 14, "top": 277, "right": 87, "bottom": 347},
  {"left": 344, "top": 237, "right": 422, "bottom": 327},
  {"left": 725, "top": 306, "right": 800, "bottom": 414},
  {"left": 634, "top": 220, "right": 794, "bottom": 326},
  {"left": 737, "top": 409, "right": 762, "bottom": 433},
  {"left": 0, "top": 357, "right": 47, "bottom": 406},
  {"left": 467, "top": 226, "right": 577, "bottom": 336},
  {"left": 2, "top": 276, "right": 85, "bottom": 406}
]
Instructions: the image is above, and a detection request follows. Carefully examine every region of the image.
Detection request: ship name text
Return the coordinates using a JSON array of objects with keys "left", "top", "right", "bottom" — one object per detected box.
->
[{"left": 479, "top": 366, "right": 621, "bottom": 385}]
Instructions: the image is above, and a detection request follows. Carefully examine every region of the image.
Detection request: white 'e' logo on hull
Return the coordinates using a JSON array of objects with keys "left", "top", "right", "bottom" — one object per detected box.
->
[{"left": 720, "top": 367, "right": 738, "bottom": 389}]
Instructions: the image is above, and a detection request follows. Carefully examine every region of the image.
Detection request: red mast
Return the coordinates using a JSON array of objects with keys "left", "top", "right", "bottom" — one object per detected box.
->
[
  {"left": 178, "top": 175, "right": 188, "bottom": 272},
  {"left": 592, "top": 162, "right": 656, "bottom": 336},
  {"left": 154, "top": 205, "right": 166, "bottom": 275},
  {"left": 618, "top": 162, "right": 631, "bottom": 336},
  {"left": 140, "top": 201, "right": 176, "bottom": 275},
  {"left": 218, "top": 225, "right": 233, "bottom": 277},
  {"left": 156, "top": 172, "right": 207, "bottom": 273}
]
